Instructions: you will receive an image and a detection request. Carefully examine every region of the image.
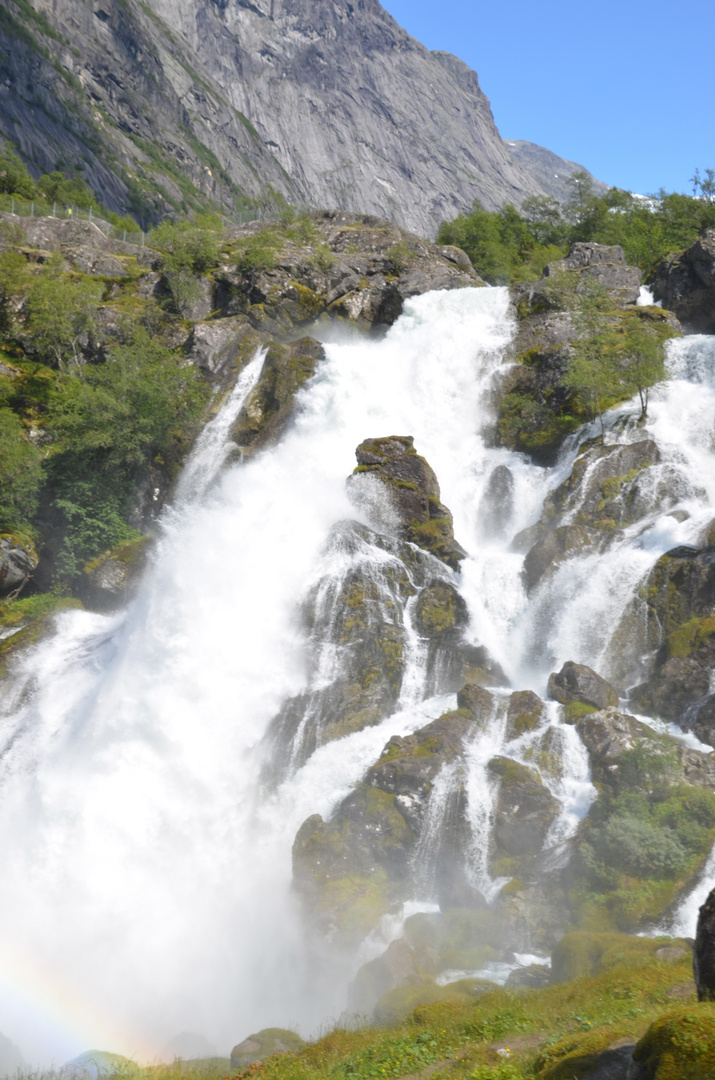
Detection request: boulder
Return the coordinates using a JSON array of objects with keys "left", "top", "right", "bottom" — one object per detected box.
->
[
  {"left": 457, "top": 682, "right": 496, "bottom": 726},
  {"left": 348, "top": 938, "right": 421, "bottom": 1013},
  {"left": 694, "top": 887, "right": 715, "bottom": 1001},
  {"left": 80, "top": 537, "right": 150, "bottom": 613},
  {"left": 630, "top": 1006, "right": 715, "bottom": 1079},
  {"left": 640, "top": 543, "right": 715, "bottom": 639},
  {"left": 547, "top": 661, "right": 619, "bottom": 718},
  {"left": 630, "top": 615, "right": 715, "bottom": 741},
  {"left": 488, "top": 756, "right": 560, "bottom": 862},
  {"left": 651, "top": 229, "right": 715, "bottom": 333},
  {"left": 184, "top": 316, "right": 256, "bottom": 377},
  {"left": 231, "top": 337, "right": 325, "bottom": 455},
  {"left": 575, "top": 707, "right": 715, "bottom": 793},
  {"left": 542, "top": 242, "right": 642, "bottom": 306},
  {"left": 413, "top": 580, "right": 468, "bottom": 639},
  {"left": 351, "top": 436, "right": 466, "bottom": 570},
  {"left": 0, "top": 534, "right": 38, "bottom": 596},
  {"left": 505, "top": 690, "right": 545, "bottom": 740},
  {"left": 230, "top": 1028, "right": 304, "bottom": 1069}
]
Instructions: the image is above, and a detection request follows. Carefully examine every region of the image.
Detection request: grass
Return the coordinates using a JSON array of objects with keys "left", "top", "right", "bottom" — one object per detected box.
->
[{"left": 10, "top": 942, "right": 703, "bottom": 1080}]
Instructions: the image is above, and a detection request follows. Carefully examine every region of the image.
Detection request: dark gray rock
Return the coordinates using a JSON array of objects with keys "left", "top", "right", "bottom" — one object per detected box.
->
[
  {"left": 184, "top": 317, "right": 256, "bottom": 377},
  {"left": 694, "top": 887, "right": 715, "bottom": 1001},
  {"left": 505, "top": 690, "right": 545, "bottom": 740},
  {"left": 651, "top": 230, "right": 715, "bottom": 333},
  {"left": 0, "top": 534, "right": 38, "bottom": 597},
  {"left": 548, "top": 661, "right": 619, "bottom": 714},
  {"left": 488, "top": 756, "right": 560, "bottom": 860},
  {"left": 351, "top": 435, "right": 466, "bottom": 570}
]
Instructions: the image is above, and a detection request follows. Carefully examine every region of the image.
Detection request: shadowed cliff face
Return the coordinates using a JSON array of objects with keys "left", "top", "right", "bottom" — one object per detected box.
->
[{"left": 4, "top": 0, "right": 599, "bottom": 233}]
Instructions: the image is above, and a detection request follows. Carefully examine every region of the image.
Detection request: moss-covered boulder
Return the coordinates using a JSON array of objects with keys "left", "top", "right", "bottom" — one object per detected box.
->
[
  {"left": 373, "top": 975, "right": 492, "bottom": 1023},
  {"left": 640, "top": 542, "right": 715, "bottom": 641},
  {"left": 403, "top": 907, "right": 502, "bottom": 976},
  {"left": 547, "top": 661, "right": 619, "bottom": 720},
  {"left": 631, "top": 613, "right": 715, "bottom": 745},
  {"left": 413, "top": 580, "right": 468, "bottom": 638},
  {"left": 551, "top": 931, "right": 690, "bottom": 983},
  {"left": 631, "top": 1004, "right": 715, "bottom": 1079},
  {"left": 350, "top": 436, "right": 466, "bottom": 570},
  {"left": 488, "top": 757, "right": 560, "bottom": 865},
  {"left": 230, "top": 336, "right": 325, "bottom": 455},
  {"left": 229, "top": 1028, "right": 305, "bottom": 1069},
  {"left": 348, "top": 938, "right": 422, "bottom": 1014},
  {"left": 81, "top": 536, "right": 150, "bottom": 612},
  {"left": 505, "top": 690, "right": 546, "bottom": 740},
  {"left": 292, "top": 784, "right": 416, "bottom": 949}
]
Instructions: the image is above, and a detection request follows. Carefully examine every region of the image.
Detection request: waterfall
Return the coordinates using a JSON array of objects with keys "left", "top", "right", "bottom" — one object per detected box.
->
[{"left": 1, "top": 287, "right": 714, "bottom": 1065}]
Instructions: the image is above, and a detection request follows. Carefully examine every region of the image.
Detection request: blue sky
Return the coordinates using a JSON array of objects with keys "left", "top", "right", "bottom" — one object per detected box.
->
[{"left": 380, "top": 0, "right": 715, "bottom": 197}]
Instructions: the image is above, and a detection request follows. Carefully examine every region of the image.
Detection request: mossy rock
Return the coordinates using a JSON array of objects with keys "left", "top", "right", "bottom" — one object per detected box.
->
[
  {"left": 403, "top": 908, "right": 501, "bottom": 976},
  {"left": 505, "top": 689, "right": 545, "bottom": 739},
  {"left": 413, "top": 579, "right": 468, "bottom": 638},
  {"left": 551, "top": 931, "right": 690, "bottom": 983},
  {"left": 632, "top": 1004, "right": 715, "bottom": 1079},
  {"left": 230, "top": 1028, "right": 305, "bottom": 1068},
  {"left": 373, "top": 976, "right": 491, "bottom": 1023},
  {"left": 81, "top": 535, "right": 150, "bottom": 612},
  {"left": 536, "top": 1024, "right": 638, "bottom": 1080}
]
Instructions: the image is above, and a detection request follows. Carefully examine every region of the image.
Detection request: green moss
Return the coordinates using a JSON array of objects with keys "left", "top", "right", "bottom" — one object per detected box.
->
[
  {"left": 500, "top": 877, "right": 526, "bottom": 898},
  {"left": 632, "top": 1005, "right": 715, "bottom": 1079},
  {"left": 666, "top": 615, "right": 715, "bottom": 660},
  {"left": 563, "top": 700, "right": 598, "bottom": 724},
  {"left": 83, "top": 535, "right": 149, "bottom": 575},
  {"left": 551, "top": 931, "right": 684, "bottom": 983}
]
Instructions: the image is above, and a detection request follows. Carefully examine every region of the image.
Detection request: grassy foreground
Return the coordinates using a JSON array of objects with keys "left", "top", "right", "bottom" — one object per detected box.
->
[{"left": 37, "top": 937, "right": 711, "bottom": 1080}]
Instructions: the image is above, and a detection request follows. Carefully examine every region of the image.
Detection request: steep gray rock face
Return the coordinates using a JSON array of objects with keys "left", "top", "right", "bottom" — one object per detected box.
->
[
  {"left": 503, "top": 140, "right": 609, "bottom": 202},
  {"left": 9, "top": 0, "right": 604, "bottom": 235},
  {"left": 143, "top": 0, "right": 552, "bottom": 237}
]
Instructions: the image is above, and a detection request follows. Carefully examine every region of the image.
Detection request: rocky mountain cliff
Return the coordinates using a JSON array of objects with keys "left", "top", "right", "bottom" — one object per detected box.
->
[{"left": 1, "top": 0, "right": 602, "bottom": 234}]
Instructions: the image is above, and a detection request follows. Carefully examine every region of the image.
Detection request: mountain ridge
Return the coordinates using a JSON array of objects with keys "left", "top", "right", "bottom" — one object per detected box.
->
[{"left": 0, "top": 0, "right": 604, "bottom": 235}]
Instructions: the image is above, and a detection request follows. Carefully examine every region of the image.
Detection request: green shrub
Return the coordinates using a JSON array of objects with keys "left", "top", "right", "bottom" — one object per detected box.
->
[{"left": 0, "top": 405, "right": 43, "bottom": 529}]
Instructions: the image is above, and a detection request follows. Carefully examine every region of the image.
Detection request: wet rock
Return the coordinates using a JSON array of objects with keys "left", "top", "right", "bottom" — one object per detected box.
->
[
  {"left": 630, "top": 614, "right": 715, "bottom": 741},
  {"left": 651, "top": 229, "right": 715, "bottom": 333},
  {"left": 478, "top": 464, "right": 514, "bottom": 538},
  {"left": 694, "top": 887, "right": 715, "bottom": 1001},
  {"left": 488, "top": 757, "right": 560, "bottom": 862},
  {"left": 575, "top": 707, "right": 715, "bottom": 793},
  {"left": 0, "top": 534, "right": 38, "bottom": 596},
  {"left": 403, "top": 907, "right": 503, "bottom": 976},
  {"left": 459, "top": 643, "right": 510, "bottom": 688},
  {"left": 351, "top": 436, "right": 466, "bottom": 570},
  {"left": 348, "top": 938, "right": 421, "bottom": 1013},
  {"left": 368, "top": 711, "right": 472, "bottom": 809},
  {"left": 230, "top": 1029, "right": 305, "bottom": 1069},
  {"left": 80, "top": 537, "right": 150, "bottom": 613},
  {"left": 231, "top": 337, "right": 325, "bottom": 455},
  {"left": 523, "top": 524, "right": 595, "bottom": 591},
  {"left": 413, "top": 580, "right": 469, "bottom": 639},
  {"left": 640, "top": 543, "right": 715, "bottom": 640},
  {"left": 505, "top": 690, "right": 546, "bottom": 740},
  {"left": 457, "top": 683, "right": 496, "bottom": 726},
  {"left": 498, "top": 878, "right": 572, "bottom": 954},
  {"left": 505, "top": 964, "right": 551, "bottom": 988},
  {"left": 547, "top": 661, "right": 619, "bottom": 718}
]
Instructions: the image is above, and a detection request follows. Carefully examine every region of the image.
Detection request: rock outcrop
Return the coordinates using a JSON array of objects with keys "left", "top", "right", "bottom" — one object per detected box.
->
[
  {"left": 0, "top": 534, "right": 38, "bottom": 597},
  {"left": 230, "top": 1029, "right": 305, "bottom": 1069},
  {"left": 694, "top": 887, "right": 715, "bottom": 1001},
  {"left": 498, "top": 244, "right": 678, "bottom": 463},
  {"left": 547, "top": 661, "right": 619, "bottom": 719},
  {"left": 350, "top": 435, "right": 467, "bottom": 570},
  {"left": 651, "top": 230, "right": 715, "bottom": 333}
]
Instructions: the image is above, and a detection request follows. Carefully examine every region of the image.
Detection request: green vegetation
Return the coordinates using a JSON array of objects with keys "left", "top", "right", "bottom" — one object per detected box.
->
[
  {"left": 28, "top": 941, "right": 702, "bottom": 1080},
  {"left": 439, "top": 169, "right": 715, "bottom": 284},
  {"left": 572, "top": 783, "right": 715, "bottom": 931},
  {"left": 0, "top": 145, "right": 137, "bottom": 231}
]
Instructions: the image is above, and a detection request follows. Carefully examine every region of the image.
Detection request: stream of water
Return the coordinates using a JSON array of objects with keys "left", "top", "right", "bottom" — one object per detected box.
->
[{"left": 0, "top": 288, "right": 714, "bottom": 1065}]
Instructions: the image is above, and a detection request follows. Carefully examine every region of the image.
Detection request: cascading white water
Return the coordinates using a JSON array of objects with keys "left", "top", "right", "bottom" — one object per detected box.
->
[{"left": 1, "top": 286, "right": 714, "bottom": 1066}]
